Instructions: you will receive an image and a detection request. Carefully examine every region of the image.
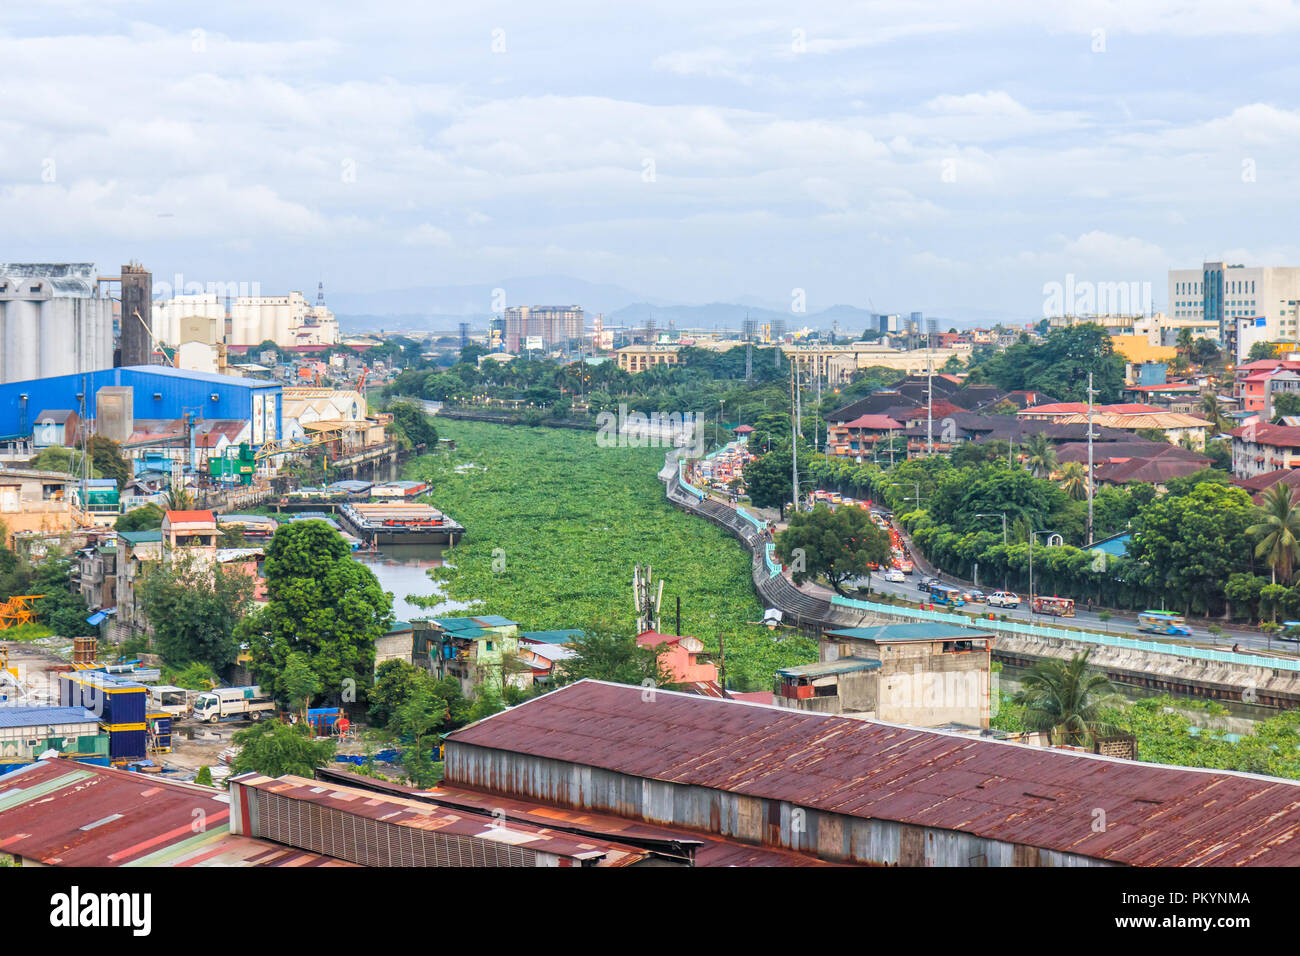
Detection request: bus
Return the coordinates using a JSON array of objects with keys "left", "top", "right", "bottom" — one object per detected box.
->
[
  {"left": 926, "top": 582, "right": 966, "bottom": 607},
  {"left": 1137, "top": 611, "right": 1191, "bottom": 636},
  {"left": 1031, "top": 596, "right": 1075, "bottom": 617}
]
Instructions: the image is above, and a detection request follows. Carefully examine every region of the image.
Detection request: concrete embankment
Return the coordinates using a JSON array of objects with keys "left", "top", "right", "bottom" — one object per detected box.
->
[{"left": 660, "top": 452, "right": 1300, "bottom": 710}]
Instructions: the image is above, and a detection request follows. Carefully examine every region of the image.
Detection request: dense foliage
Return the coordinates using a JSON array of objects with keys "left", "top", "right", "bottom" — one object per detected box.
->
[
  {"left": 229, "top": 721, "right": 337, "bottom": 778},
  {"left": 775, "top": 504, "right": 892, "bottom": 595},
  {"left": 240, "top": 520, "right": 394, "bottom": 705},
  {"left": 139, "top": 556, "right": 254, "bottom": 670},
  {"left": 405, "top": 420, "right": 817, "bottom": 691},
  {"left": 965, "top": 324, "right": 1126, "bottom": 403}
]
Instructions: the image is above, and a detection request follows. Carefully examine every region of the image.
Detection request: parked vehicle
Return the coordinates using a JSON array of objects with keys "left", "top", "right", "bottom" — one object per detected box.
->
[
  {"left": 1137, "top": 611, "right": 1192, "bottom": 636},
  {"left": 1031, "top": 595, "right": 1075, "bottom": 617},
  {"left": 987, "top": 591, "right": 1020, "bottom": 608},
  {"left": 192, "top": 686, "right": 275, "bottom": 724},
  {"left": 147, "top": 685, "right": 191, "bottom": 719}
]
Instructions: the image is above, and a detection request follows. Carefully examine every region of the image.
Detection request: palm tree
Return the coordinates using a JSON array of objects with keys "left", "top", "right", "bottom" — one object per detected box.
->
[
  {"left": 1015, "top": 650, "right": 1118, "bottom": 747},
  {"left": 1248, "top": 483, "right": 1300, "bottom": 584},
  {"left": 164, "top": 484, "right": 194, "bottom": 512},
  {"left": 1200, "top": 392, "right": 1228, "bottom": 434},
  {"left": 1025, "top": 432, "right": 1057, "bottom": 478},
  {"left": 1058, "top": 461, "right": 1088, "bottom": 500}
]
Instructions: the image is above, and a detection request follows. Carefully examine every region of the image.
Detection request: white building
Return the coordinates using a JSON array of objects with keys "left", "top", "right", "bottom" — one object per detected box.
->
[
  {"left": 151, "top": 293, "right": 226, "bottom": 348},
  {"left": 230, "top": 291, "right": 340, "bottom": 348},
  {"left": 1169, "top": 262, "right": 1300, "bottom": 361}
]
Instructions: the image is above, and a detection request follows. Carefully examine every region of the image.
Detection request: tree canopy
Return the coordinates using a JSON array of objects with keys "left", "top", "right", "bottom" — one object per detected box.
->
[{"left": 775, "top": 504, "right": 892, "bottom": 595}]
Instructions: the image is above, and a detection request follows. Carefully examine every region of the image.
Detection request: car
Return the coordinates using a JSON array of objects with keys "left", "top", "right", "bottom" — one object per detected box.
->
[
  {"left": 1280, "top": 621, "right": 1300, "bottom": 642},
  {"left": 919, "top": 576, "right": 937, "bottom": 591},
  {"left": 884, "top": 569, "right": 905, "bottom": 583},
  {"left": 987, "top": 591, "right": 1021, "bottom": 608},
  {"left": 963, "top": 589, "right": 986, "bottom": 603}
]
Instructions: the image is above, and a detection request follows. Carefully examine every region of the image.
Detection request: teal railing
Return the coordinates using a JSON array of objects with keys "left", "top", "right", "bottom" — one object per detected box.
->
[
  {"left": 677, "top": 460, "right": 704, "bottom": 498},
  {"left": 828, "top": 595, "right": 1300, "bottom": 672},
  {"left": 736, "top": 507, "right": 764, "bottom": 531},
  {"left": 764, "top": 543, "right": 781, "bottom": 578}
]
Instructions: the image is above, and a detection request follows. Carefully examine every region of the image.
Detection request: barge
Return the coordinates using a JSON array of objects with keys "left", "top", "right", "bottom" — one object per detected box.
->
[{"left": 337, "top": 501, "right": 464, "bottom": 547}]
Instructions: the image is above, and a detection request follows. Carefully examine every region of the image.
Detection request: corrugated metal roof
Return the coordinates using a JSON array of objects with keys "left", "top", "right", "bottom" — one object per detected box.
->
[
  {"left": 230, "top": 773, "right": 647, "bottom": 865},
  {"left": 777, "top": 659, "right": 881, "bottom": 678},
  {"left": 0, "top": 706, "right": 99, "bottom": 729},
  {"left": 521, "top": 630, "right": 584, "bottom": 644},
  {"left": 447, "top": 680, "right": 1300, "bottom": 867},
  {"left": 824, "top": 623, "right": 992, "bottom": 642},
  {"left": 0, "top": 760, "right": 351, "bottom": 867}
]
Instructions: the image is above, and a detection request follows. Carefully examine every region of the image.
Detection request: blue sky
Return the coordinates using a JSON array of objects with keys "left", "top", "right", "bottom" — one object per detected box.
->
[{"left": 4, "top": 1, "right": 1300, "bottom": 321}]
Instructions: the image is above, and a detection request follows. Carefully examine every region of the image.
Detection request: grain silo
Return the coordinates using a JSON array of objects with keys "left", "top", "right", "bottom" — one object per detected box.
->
[{"left": 0, "top": 263, "right": 115, "bottom": 384}]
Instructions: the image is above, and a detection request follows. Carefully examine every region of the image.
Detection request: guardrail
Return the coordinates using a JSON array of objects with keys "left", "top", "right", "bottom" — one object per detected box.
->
[{"left": 828, "top": 594, "right": 1300, "bottom": 672}]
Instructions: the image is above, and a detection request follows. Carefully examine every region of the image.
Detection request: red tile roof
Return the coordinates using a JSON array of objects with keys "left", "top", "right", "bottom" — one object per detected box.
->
[
  {"left": 447, "top": 680, "right": 1300, "bottom": 867},
  {"left": 1229, "top": 423, "right": 1300, "bottom": 448},
  {"left": 164, "top": 509, "right": 216, "bottom": 523},
  {"left": 839, "top": 414, "right": 904, "bottom": 430}
]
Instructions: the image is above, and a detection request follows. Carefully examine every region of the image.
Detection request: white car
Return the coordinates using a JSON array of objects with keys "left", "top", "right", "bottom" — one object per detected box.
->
[
  {"left": 883, "top": 569, "right": 905, "bottom": 583},
  {"left": 987, "top": 591, "right": 1021, "bottom": 608}
]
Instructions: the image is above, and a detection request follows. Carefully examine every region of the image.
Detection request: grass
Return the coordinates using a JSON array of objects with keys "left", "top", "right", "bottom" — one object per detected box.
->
[
  {"left": 0, "top": 623, "right": 54, "bottom": 642},
  {"left": 404, "top": 419, "right": 816, "bottom": 691}
]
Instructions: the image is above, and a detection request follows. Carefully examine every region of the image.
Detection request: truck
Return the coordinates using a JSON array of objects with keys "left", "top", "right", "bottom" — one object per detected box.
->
[
  {"left": 192, "top": 686, "right": 276, "bottom": 724},
  {"left": 148, "top": 685, "right": 192, "bottom": 719}
]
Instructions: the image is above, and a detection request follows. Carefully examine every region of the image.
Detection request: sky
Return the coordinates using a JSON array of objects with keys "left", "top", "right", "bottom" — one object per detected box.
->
[{"left": 4, "top": 0, "right": 1300, "bottom": 321}]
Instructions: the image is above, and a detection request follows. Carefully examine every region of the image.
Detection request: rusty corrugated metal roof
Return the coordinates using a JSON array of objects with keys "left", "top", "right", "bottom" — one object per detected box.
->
[
  {"left": 0, "top": 760, "right": 352, "bottom": 867},
  {"left": 446, "top": 680, "right": 1300, "bottom": 867},
  {"left": 231, "top": 773, "right": 648, "bottom": 866}
]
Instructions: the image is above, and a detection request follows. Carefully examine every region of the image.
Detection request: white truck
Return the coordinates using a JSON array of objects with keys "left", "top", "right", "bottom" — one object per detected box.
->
[
  {"left": 192, "top": 686, "right": 276, "bottom": 723},
  {"left": 148, "top": 685, "right": 192, "bottom": 719}
]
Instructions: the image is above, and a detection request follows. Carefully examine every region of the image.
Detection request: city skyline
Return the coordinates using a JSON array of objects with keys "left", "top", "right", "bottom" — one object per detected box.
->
[{"left": 6, "top": 2, "right": 1300, "bottom": 319}]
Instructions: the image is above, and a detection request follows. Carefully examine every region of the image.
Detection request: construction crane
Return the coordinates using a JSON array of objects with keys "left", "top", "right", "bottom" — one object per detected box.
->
[
  {"left": 0, "top": 595, "right": 43, "bottom": 630},
  {"left": 254, "top": 424, "right": 348, "bottom": 462}
]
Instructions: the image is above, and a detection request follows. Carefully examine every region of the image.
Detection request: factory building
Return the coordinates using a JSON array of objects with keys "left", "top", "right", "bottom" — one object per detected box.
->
[
  {"left": 0, "top": 263, "right": 114, "bottom": 384},
  {"left": 229, "top": 291, "right": 339, "bottom": 347},
  {"left": 0, "top": 366, "right": 281, "bottom": 449},
  {"left": 444, "top": 679, "right": 1300, "bottom": 867},
  {"left": 119, "top": 262, "right": 154, "bottom": 367}
]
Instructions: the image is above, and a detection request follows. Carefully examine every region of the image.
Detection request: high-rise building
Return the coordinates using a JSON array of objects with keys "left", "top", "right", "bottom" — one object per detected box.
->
[
  {"left": 1169, "top": 262, "right": 1300, "bottom": 361},
  {"left": 119, "top": 263, "right": 154, "bottom": 367},
  {"left": 503, "top": 305, "right": 583, "bottom": 352}
]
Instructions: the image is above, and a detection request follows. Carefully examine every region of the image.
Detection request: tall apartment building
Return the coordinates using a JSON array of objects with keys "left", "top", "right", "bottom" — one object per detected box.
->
[
  {"left": 1168, "top": 262, "right": 1300, "bottom": 361},
  {"left": 503, "top": 305, "right": 583, "bottom": 352}
]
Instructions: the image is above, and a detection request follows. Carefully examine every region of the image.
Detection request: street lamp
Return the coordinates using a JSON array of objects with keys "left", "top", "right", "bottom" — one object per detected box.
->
[{"left": 1028, "top": 529, "right": 1059, "bottom": 616}]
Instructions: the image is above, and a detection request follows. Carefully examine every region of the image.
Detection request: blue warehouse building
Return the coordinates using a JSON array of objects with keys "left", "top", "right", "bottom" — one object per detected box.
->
[{"left": 0, "top": 365, "right": 281, "bottom": 447}]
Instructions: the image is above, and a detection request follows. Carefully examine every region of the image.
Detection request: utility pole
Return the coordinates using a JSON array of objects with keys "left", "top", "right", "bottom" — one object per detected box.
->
[
  {"left": 790, "top": 361, "right": 800, "bottom": 515},
  {"left": 926, "top": 354, "right": 934, "bottom": 456},
  {"left": 1086, "top": 371, "right": 1096, "bottom": 545}
]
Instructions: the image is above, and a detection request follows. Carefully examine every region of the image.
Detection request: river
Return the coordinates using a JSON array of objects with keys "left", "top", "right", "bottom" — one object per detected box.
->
[{"left": 352, "top": 543, "right": 471, "bottom": 621}]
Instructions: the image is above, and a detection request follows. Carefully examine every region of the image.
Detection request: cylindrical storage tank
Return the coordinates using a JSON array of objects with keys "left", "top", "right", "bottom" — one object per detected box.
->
[
  {"left": 7, "top": 297, "right": 39, "bottom": 382},
  {"left": 39, "top": 299, "right": 64, "bottom": 378}
]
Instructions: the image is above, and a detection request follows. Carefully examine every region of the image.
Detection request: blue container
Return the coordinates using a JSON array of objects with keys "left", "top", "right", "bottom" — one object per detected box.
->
[{"left": 108, "top": 728, "right": 147, "bottom": 762}]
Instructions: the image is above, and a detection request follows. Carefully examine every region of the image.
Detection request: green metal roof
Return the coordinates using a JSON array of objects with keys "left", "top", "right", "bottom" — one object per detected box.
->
[
  {"left": 116, "top": 530, "right": 163, "bottom": 545},
  {"left": 472, "top": 615, "right": 518, "bottom": 628},
  {"left": 777, "top": 658, "right": 882, "bottom": 678},
  {"left": 823, "top": 623, "right": 992, "bottom": 643}
]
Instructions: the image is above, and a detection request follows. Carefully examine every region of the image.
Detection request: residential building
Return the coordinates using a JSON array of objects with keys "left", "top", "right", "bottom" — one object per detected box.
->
[
  {"left": 616, "top": 343, "right": 681, "bottom": 372},
  {"left": 429, "top": 615, "right": 523, "bottom": 695},
  {"left": 1168, "top": 262, "right": 1300, "bottom": 361},
  {"left": 814, "top": 623, "right": 995, "bottom": 728},
  {"left": 825, "top": 414, "right": 903, "bottom": 460},
  {"left": 504, "top": 305, "right": 583, "bottom": 352},
  {"left": 114, "top": 529, "right": 163, "bottom": 637},
  {"left": 1018, "top": 402, "right": 1211, "bottom": 448},
  {"left": 1229, "top": 422, "right": 1300, "bottom": 477},
  {"left": 161, "top": 509, "right": 219, "bottom": 566},
  {"left": 635, "top": 630, "right": 721, "bottom": 696}
]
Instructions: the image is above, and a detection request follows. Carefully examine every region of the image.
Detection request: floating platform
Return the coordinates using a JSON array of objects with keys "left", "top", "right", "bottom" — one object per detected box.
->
[{"left": 337, "top": 501, "right": 464, "bottom": 546}]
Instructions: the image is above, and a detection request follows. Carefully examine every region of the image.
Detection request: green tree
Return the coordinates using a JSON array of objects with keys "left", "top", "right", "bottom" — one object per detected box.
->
[
  {"left": 87, "top": 436, "right": 129, "bottom": 487},
  {"left": 1024, "top": 432, "right": 1057, "bottom": 478},
  {"left": 1248, "top": 483, "right": 1300, "bottom": 584},
  {"left": 139, "top": 556, "right": 254, "bottom": 669},
  {"left": 229, "top": 721, "right": 336, "bottom": 778},
  {"left": 775, "top": 504, "right": 892, "bottom": 595},
  {"left": 1057, "top": 461, "right": 1088, "bottom": 500},
  {"left": 283, "top": 652, "right": 324, "bottom": 721},
  {"left": 31, "top": 554, "right": 94, "bottom": 637},
  {"left": 555, "top": 631, "right": 675, "bottom": 688},
  {"left": 194, "top": 766, "right": 214, "bottom": 787},
  {"left": 369, "top": 659, "right": 435, "bottom": 728},
  {"left": 394, "top": 683, "right": 448, "bottom": 787},
  {"left": 115, "top": 503, "right": 165, "bottom": 532},
  {"left": 1015, "top": 650, "right": 1117, "bottom": 747},
  {"left": 239, "top": 520, "right": 394, "bottom": 706},
  {"left": 1274, "top": 392, "right": 1300, "bottom": 418},
  {"left": 387, "top": 401, "right": 439, "bottom": 450}
]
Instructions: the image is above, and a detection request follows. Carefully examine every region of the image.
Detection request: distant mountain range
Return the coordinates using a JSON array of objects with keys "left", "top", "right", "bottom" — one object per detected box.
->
[{"left": 331, "top": 274, "right": 1013, "bottom": 334}]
